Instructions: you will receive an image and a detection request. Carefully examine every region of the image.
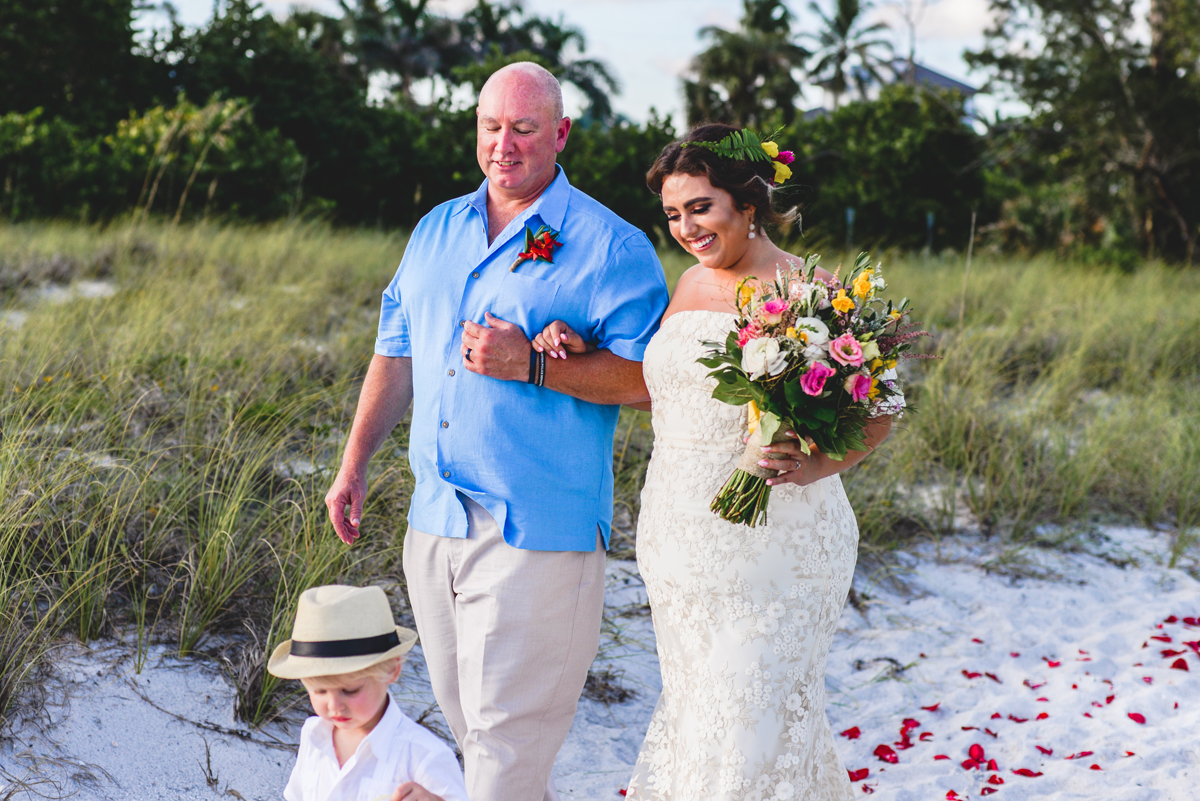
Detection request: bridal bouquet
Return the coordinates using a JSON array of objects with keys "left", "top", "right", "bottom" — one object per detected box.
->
[{"left": 699, "top": 252, "right": 926, "bottom": 526}]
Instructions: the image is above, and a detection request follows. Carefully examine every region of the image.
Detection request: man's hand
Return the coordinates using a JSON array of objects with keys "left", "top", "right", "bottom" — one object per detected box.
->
[
  {"left": 389, "top": 782, "right": 444, "bottom": 801},
  {"left": 324, "top": 466, "right": 366, "bottom": 544},
  {"left": 461, "top": 312, "right": 531, "bottom": 381}
]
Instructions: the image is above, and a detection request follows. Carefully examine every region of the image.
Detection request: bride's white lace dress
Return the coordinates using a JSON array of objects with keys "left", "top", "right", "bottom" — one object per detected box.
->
[{"left": 626, "top": 310, "right": 858, "bottom": 801}]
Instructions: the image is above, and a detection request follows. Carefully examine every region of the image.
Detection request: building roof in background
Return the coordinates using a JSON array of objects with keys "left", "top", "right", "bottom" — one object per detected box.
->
[{"left": 891, "top": 60, "right": 979, "bottom": 96}]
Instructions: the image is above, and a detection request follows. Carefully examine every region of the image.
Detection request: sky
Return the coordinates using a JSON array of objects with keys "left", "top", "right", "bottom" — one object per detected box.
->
[{"left": 146, "top": 0, "right": 1001, "bottom": 123}]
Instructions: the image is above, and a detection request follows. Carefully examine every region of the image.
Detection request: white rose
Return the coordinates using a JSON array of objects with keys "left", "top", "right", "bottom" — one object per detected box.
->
[
  {"left": 741, "top": 337, "right": 789, "bottom": 380},
  {"left": 860, "top": 339, "right": 880, "bottom": 362},
  {"left": 803, "top": 345, "right": 827, "bottom": 365},
  {"left": 791, "top": 316, "right": 829, "bottom": 346}
]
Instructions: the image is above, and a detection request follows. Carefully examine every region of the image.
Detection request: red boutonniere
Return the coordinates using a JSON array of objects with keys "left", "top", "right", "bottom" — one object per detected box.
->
[{"left": 510, "top": 224, "right": 563, "bottom": 272}]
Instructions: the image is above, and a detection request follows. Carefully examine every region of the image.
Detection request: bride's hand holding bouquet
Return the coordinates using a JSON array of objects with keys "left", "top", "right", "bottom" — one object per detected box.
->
[{"left": 700, "top": 251, "right": 927, "bottom": 526}]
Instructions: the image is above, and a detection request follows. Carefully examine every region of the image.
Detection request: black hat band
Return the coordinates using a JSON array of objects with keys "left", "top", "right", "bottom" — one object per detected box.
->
[{"left": 289, "top": 630, "right": 401, "bottom": 658}]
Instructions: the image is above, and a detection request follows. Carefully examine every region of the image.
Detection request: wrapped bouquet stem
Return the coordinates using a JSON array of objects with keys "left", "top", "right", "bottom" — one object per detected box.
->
[{"left": 701, "top": 252, "right": 925, "bottom": 527}]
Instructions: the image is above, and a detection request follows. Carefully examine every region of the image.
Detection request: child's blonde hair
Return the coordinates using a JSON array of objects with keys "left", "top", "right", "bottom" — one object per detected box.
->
[{"left": 300, "top": 656, "right": 404, "bottom": 688}]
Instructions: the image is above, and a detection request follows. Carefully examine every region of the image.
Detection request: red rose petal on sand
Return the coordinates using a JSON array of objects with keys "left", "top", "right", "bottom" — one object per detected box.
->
[
  {"left": 1083, "top": 712, "right": 1093, "bottom": 718},
  {"left": 1183, "top": 618, "right": 1199, "bottom": 626},
  {"left": 987, "top": 775, "right": 1005, "bottom": 785},
  {"left": 1090, "top": 764, "right": 1103, "bottom": 770},
  {"left": 961, "top": 726, "right": 979, "bottom": 731},
  {"left": 841, "top": 727, "right": 862, "bottom": 739},
  {"left": 1024, "top": 679, "right": 1046, "bottom": 690},
  {"left": 1036, "top": 746, "right": 1053, "bottom": 756},
  {"left": 961, "top": 759, "right": 979, "bottom": 770},
  {"left": 1010, "top": 652, "right": 1021, "bottom": 657},
  {"left": 902, "top": 718, "right": 921, "bottom": 732},
  {"left": 1128, "top": 713, "right": 1146, "bottom": 724},
  {"left": 1106, "top": 695, "right": 1115, "bottom": 704},
  {"left": 1065, "top": 751, "right": 1094, "bottom": 760},
  {"left": 969, "top": 744, "right": 986, "bottom": 762},
  {"left": 973, "top": 638, "right": 985, "bottom": 643},
  {"left": 1037, "top": 697, "right": 1049, "bottom": 702},
  {"left": 920, "top": 732, "right": 934, "bottom": 741},
  {"left": 1151, "top": 635, "right": 1172, "bottom": 642},
  {"left": 619, "top": 790, "right": 627, "bottom": 797},
  {"left": 1125, "top": 751, "right": 1136, "bottom": 757},
  {"left": 1013, "top": 768, "right": 1043, "bottom": 777},
  {"left": 980, "top": 788, "right": 998, "bottom": 796},
  {"left": 1009, "top": 715, "right": 1028, "bottom": 723},
  {"left": 922, "top": 703, "right": 941, "bottom": 712},
  {"left": 1165, "top": 615, "right": 1179, "bottom": 623},
  {"left": 986, "top": 672, "right": 1002, "bottom": 683},
  {"left": 848, "top": 768, "right": 870, "bottom": 781},
  {"left": 1036, "top": 712, "right": 1049, "bottom": 720},
  {"left": 1143, "top": 676, "right": 1153, "bottom": 684},
  {"left": 985, "top": 728, "right": 998, "bottom": 738},
  {"left": 1186, "top": 641, "right": 1200, "bottom": 652},
  {"left": 874, "top": 744, "right": 899, "bottom": 763},
  {"left": 1171, "top": 658, "right": 1189, "bottom": 671},
  {"left": 991, "top": 713, "right": 1002, "bottom": 719},
  {"left": 987, "top": 759, "right": 999, "bottom": 771},
  {"left": 862, "top": 784, "right": 875, "bottom": 794},
  {"left": 1161, "top": 649, "right": 1187, "bottom": 657},
  {"left": 963, "top": 670, "right": 982, "bottom": 679},
  {"left": 934, "top": 755, "right": 951, "bottom": 760},
  {"left": 1044, "top": 658, "right": 1061, "bottom": 667},
  {"left": 946, "top": 792, "right": 963, "bottom": 801}
]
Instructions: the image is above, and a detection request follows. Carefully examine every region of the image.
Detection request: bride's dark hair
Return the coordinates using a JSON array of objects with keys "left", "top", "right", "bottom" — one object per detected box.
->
[{"left": 645, "top": 123, "right": 794, "bottom": 230}]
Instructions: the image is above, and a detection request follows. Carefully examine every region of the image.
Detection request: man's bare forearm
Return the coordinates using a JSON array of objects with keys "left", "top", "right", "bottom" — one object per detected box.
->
[
  {"left": 341, "top": 355, "right": 415, "bottom": 473},
  {"left": 542, "top": 349, "right": 648, "bottom": 405}
]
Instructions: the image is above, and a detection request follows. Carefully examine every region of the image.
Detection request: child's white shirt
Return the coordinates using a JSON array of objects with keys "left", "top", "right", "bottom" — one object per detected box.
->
[{"left": 283, "top": 696, "right": 468, "bottom": 801}]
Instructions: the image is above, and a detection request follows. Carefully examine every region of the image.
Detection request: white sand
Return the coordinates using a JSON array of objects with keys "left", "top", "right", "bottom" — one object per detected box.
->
[{"left": 2, "top": 525, "right": 1196, "bottom": 800}]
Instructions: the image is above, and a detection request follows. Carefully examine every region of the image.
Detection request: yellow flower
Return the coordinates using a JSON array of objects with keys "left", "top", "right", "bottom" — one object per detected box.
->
[
  {"left": 885, "top": 358, "right": 897, "bottom": 369},
  {"left": 737, "top": 279, "right": 754, "bottom": 309},
  {"left": 853, "top": 271, "right": 872, "bottom": 299},
  {"left": 761, "top": 141, "right": 780, "bottom": 158},
  {"left": 889, "top": 309, "right": 903, "bottom": 321},
  {"left": 870, "top": 357, "right": 884, "bottom": 371},
  {"left": 785, "top": 327, "right": 797, "bottom": 339},
  {"left": 868, "top": 377, "right": 880, "bottom": 399},
  {"left": 772, "top": 160, "right": 792, "bottom": 184},
  {"left": 831, "top": 289, "right": 854, "bottom": 313},
  {"left": 747, "top": 400, "right": 762, "bottom": 434}
]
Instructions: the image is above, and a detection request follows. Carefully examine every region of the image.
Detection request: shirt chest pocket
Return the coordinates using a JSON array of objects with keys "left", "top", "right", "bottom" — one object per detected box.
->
[{"left": 485, "top": 273, "right": 561, "bottom": 339}]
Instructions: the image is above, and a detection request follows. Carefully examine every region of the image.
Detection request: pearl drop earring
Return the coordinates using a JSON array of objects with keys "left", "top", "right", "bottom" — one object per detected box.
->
[{"left": 748, "top": 221, "right": 757, "bottom": 240}]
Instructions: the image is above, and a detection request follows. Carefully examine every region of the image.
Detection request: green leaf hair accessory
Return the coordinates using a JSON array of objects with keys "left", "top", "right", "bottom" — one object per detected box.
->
[{"left": 682, "top": 128, "right": 795, "bottom": 185}]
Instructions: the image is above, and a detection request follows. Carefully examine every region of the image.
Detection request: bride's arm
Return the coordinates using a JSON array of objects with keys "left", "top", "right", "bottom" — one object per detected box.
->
[{"left": 759, "top": 415, "right": 892, "bottom": 487}]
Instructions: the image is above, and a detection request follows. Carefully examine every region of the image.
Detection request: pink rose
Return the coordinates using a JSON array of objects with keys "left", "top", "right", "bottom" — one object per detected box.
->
[
  {"left": 777, "top": 150, "right": 795, "bottom": 164},
  {"left": 761, "top": 298, "right": 790, "bottom": 324},
  {"left": 828, "top": 333, "right": 864, "bottom": 367},
  {"left": 844, "top": 372, "right": 872, "bottom": 402},
  {"left": 800, "top": 362, "right": 836, "bottom": 396},
  {"left": 737, "top": 322, "right": 762, "bottom": 347}
]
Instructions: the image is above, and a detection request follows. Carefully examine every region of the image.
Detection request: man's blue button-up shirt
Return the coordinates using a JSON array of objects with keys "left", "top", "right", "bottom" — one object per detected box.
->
[{"left": 375, "top": 169, "right": 669, "bottom": 551}]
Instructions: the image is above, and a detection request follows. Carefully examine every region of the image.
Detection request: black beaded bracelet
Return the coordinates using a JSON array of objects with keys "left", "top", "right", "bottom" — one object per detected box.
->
[{"left": 528, "top": 347, "right": 539, "bottom": 384}]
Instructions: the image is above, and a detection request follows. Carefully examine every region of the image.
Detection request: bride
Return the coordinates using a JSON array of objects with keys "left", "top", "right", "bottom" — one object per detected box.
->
[{"left": 535, "top": 123, "right": 898, "bottom": 801}]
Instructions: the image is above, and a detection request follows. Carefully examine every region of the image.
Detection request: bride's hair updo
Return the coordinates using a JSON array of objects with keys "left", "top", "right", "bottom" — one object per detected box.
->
[{"left": 646, "top": 123, "right": 789, "bottom": 230}]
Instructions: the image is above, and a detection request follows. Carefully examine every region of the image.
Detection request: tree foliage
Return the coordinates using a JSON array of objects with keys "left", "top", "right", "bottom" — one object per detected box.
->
[
  {"left": 966, "top": 0, "right": 1200, "bottom": 263},
  {"left": 804, "top": 0, "right": 895, "bottom": 109}
]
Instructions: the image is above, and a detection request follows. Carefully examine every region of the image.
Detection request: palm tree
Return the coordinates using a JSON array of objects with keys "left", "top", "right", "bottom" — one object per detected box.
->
[
  {"left": 804, "top": 0, "right": 894, "bottom": 109},
  {"left": 683, "top": 0, "right": 811, "bottom": 128}
]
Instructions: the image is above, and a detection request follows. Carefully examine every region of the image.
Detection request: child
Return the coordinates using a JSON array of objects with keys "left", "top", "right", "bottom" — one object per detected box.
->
[{"left": 268, "top": 584, "right": 470, "bottom": 801}]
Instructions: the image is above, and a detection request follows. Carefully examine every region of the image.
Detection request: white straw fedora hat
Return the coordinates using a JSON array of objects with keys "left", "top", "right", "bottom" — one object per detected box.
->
[{"left": 267, "top": 585, "right": 417, "bottom": 680}]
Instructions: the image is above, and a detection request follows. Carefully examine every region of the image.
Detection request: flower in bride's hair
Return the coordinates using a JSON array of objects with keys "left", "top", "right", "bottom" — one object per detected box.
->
[
  {"left": 829, "top": 333, "right": 865, "bottom": 367},
  {"left": 791, "top": 316, "right": 829, "bottom": 346},
  {"left": 777, "top": 150, "right": 795, "bottom": 164},
  {"left": 742, "top": 337, "right": 788, "bottom": 380},
  {"left": 844, "top": 372, "right": 872, "bottom": 402},
  {"left": 761, "top": 298, "right": 790, "bottom": 324},
  {"left": 772, "top": 160, "right": 793, "bottom": 185},
  {"left": 761, "top": 141, "right": 780, "bottom": 158},
  {"left": 800, "top": 362, "right": 836, "bottom": 396}
]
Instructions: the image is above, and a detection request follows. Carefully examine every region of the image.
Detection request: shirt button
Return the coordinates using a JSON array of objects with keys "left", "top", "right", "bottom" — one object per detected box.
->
[
  {"left": 448, "top": 369, "right": 455, "bottom": 376},
  {"left": 441, "top": 421, "right": 449, "bottom": 428},
  {"left": 472, "top": 272, "right": 480, "bottom": 279},
  {"left": 459, "top": 320, "right": 466, "bottom": 327},
  {"left": 442, "top": 470, "right": 450, "bottom": 478}
]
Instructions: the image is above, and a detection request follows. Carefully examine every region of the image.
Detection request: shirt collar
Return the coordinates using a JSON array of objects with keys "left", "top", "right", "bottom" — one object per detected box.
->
[
  {"left": 310, "top": 694, "right": 403, "bottom": 767},
  {"left": 458, "top": 166, "right": 571, "bottom": 233}
]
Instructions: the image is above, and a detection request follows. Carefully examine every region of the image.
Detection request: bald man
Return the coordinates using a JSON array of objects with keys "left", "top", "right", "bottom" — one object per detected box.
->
[{"left": 325, "top": 63, "right": 669, "bottom": 801}]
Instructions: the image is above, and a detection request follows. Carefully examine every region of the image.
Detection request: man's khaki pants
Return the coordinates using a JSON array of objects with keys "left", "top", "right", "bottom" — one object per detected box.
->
[{"left": 402, "top": 495, "right": 606, "bottom": 801}]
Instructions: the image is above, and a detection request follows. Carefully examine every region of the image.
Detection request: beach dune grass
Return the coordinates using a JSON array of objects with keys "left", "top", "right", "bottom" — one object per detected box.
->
[{"left": 1, "top": 219, "right": 1198, "bottom": 728}]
